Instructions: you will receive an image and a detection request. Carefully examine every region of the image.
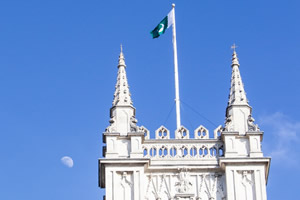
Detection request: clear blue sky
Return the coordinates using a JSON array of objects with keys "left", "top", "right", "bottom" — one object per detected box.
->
[{"left": 0, "top": 0, "right": 299, "bottom": 199}]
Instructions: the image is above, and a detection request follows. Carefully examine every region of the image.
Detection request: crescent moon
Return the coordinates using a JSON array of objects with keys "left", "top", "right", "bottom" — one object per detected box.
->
[{"left": 158, "top": 24, "right": 164, "bottom": 33}]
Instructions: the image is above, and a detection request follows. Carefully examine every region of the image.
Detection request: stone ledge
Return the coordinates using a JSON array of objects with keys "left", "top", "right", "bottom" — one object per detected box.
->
[
  {"left": 219, "top": 157, "right": 271, "bottom": 182},
  {"left": 99, "top": 158, "right": 149, "bottom": 164},
  {"left": 246, "top": 131, "right": 264, "bottom": 141},
  {"left": 102, "top": 131, "right": 144, "bottom": 143},
  {"left": 143, "top": 139, "right": 223, "bottom": 144},
  {"left": 149, "top": 159, "right": 219, "bottom": 166}
]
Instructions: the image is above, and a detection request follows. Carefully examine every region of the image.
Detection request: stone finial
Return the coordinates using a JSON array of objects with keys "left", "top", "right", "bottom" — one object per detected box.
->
[
  {"left": 231, "top": 44, "right": 240, "bottom": 67},
  {"left": 118, "top": 44, "right": 126, "bottom": 68}
]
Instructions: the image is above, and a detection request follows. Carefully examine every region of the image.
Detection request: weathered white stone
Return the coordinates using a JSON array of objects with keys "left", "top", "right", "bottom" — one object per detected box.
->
[{"left": 99, "top": 47, "right": 270, "bottom": 200}]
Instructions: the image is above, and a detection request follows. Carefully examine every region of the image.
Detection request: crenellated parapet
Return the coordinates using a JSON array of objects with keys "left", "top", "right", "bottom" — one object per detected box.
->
[{"left": 142, "top": 125, "right": 223, "bottom": 140}]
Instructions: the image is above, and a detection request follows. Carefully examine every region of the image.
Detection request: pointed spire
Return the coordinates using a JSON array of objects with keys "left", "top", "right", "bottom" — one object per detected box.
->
[
  {"left": 106, "top": 46, "right": 138, "bottom": 135},
  {"left": 112, "top": 45, "right": 133, "bottom": 106},
  {"left": 225, "top": 45, "right": 253, "bottom": 134},
  {"left": 227, "top": 45, "right": 248, "bottom": 107}
]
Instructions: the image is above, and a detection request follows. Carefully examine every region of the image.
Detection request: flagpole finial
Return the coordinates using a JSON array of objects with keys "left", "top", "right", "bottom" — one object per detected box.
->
[{"left": 172, "top": 3, "right": 175, "bottom": 8}]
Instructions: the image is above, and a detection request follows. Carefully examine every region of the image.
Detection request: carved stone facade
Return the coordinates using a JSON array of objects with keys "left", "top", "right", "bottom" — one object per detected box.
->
[{"left": 99, "top": 49, "right": 270, "bottom": 200}]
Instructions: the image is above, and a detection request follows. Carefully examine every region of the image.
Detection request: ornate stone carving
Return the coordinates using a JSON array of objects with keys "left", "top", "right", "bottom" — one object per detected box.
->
[
  {"left": 224, "top": 115, "right": 234, "bottom": 131},
  {"left": 120, "top": 172, "right": 132, "bottom": 187},
  {"left": 176, "top": 126, "right": 189, "bottom": 139},
  {"left": 142, "top": 142, "right": 224, "bottom": 159},
  {"left": 161, "top": 175, "right": 172, "bottom": 199},
  {"left": 105, "top": 117, "right": 117, "bottom": 132},
  {"left": 118, "top": 172, "right": 133, "bottom": 200},
  {"left": 194, "top": 125, "right": 209, "bottom": 139},
  {"left": 175, "top": 168, "right": 192, "bottom": 193},
  {"left": 155, "top": 126, "right": 170, "bottom": 139},
  {"left": 195, "top": 173, "right": 226, "bottom": 200},
  {"left": 140, "top": 126, "right": 150, "bottom": 139},
  {"left": 145, "top": 175, "right": 171, "bottom": 200},
  {"left": 144, "top": 173, "right": 227, "bottom": 200},
  {"left": 239, "top": 170, "right": 254, "bottom": 186},
  {"left": 130, "top": 116, "right": 139, "bottom": 132},
  {"left": 247, "top": 115, "right": 260, "bottom": 131},
  {"left": 216, "top": 174, "right": 226, "bottom": 200},
  {"left": 145, "top": 175, "right": 154, "bottom": 199},
  {"left": 213, "top": 125, "right": 223, "bottom": 139},
  {"left": 237, "top": 170, "right": 255, "bottom": 200},
  {"left": 203, "top": 174, "right": 217, "bottom": 200},
  {"left": 196, "top": 174, "right": 205, "bottom": 199}
]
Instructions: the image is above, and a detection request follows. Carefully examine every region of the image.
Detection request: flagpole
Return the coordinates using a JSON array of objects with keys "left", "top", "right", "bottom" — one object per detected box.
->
[{"left": 171, "top": 4, "right": 181, "bottom": 130}]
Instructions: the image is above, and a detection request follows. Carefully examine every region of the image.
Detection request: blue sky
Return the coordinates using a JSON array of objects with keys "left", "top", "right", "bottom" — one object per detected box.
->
[{"left": 0, "top": 0, "right": 299, "bottom": 199}]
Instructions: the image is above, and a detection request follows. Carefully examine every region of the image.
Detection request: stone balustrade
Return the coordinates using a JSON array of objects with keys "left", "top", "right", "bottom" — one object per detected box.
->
[
  {"left": 139, "top": 125, "right": 224, "bottom": 159},
  {"left": 142, "top": 140, "right": 224, "bottom": 159}
]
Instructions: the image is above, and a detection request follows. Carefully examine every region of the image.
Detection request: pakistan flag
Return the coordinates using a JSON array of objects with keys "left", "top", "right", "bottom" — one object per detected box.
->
[{"left": 150, "top": 9, "right": 174, "bottom": 39}]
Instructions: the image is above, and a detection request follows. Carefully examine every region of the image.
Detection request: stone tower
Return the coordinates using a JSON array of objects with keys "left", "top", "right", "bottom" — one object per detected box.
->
[{"left": 98, "top": 47, "right": 271, "bottom": 200}]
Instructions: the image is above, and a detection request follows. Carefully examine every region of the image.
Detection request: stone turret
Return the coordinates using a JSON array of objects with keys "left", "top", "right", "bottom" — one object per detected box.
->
[
  {"left": 222, "top": 45, "right": 263, "bottom": 158},
  {"left": 102, "top": 46, "right": 144, "bottom": 162},
  {"left": 219, "top": 46, "right": 270, "bottom": 200}
]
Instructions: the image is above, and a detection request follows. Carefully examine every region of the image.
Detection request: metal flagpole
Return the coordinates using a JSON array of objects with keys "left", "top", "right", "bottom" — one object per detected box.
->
[{"left": 171, "top": 4, "right": 181, "bottom": 130}]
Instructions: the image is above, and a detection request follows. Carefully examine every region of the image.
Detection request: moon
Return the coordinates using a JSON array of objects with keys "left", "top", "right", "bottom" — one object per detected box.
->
[{"left": 61, "top": 156, "right": 74, "bottom": 168}]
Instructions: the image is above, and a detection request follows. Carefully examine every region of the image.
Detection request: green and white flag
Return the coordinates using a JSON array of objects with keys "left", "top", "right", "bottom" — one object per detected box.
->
[
  {"left": 149, "top": 5, "right": 182, "bottom": 129},
  {"left": 150, "top": 9, "right": 174, "bottom": 39}
]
